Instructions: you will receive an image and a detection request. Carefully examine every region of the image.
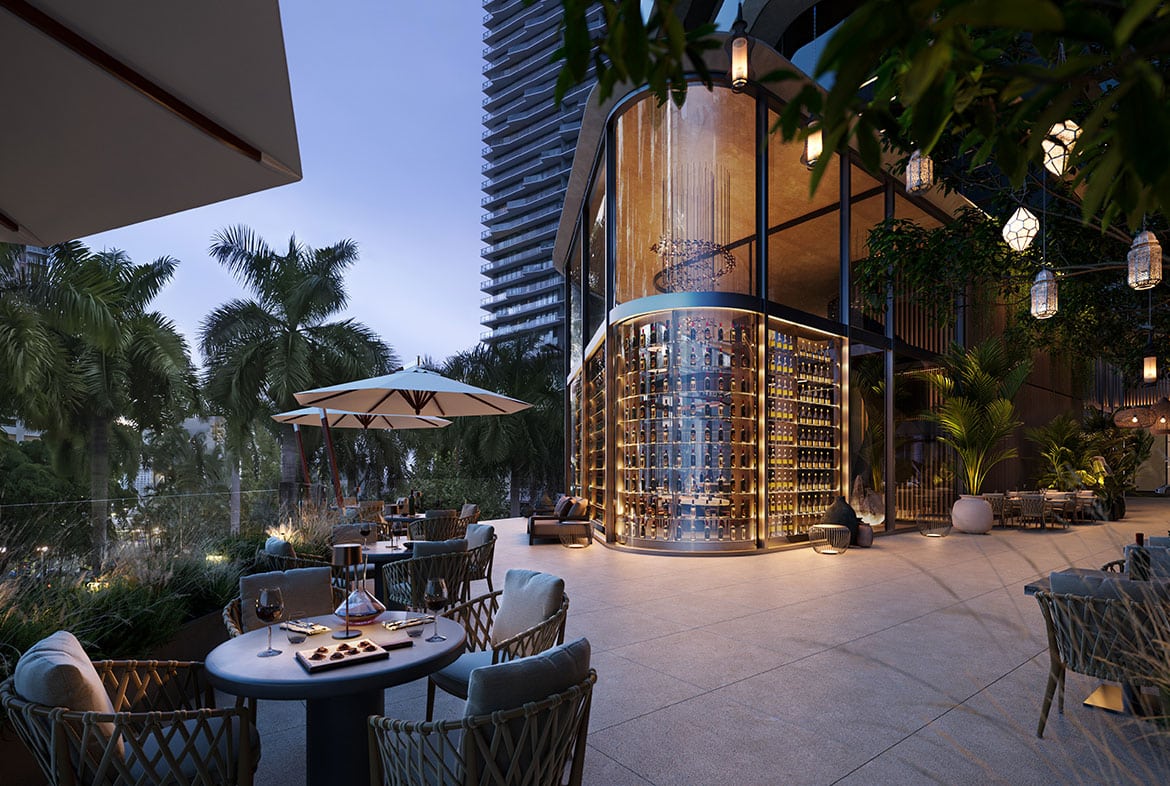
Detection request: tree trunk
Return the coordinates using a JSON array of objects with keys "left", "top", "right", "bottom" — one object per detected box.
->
[
  {"left": 230, "top": 455, "right": 241, "bottom": 534},
  {"left": 89, "top": 415, "right": 110, "bottom": 572},
  {"left": 509, "top": 466, "right": 520, "bottom": 518},
  {"left": 279, "top": 426, "right": 299, "bottom": 518}
]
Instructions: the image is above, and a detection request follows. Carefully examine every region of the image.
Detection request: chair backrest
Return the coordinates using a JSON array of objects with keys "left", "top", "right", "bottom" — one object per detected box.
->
[
  {"left": 239, "top": 566, "right": 334, "bottom": 632},
  {"left": 492, "top": 569, "right": 565, "bottom": 648},
  {"left": 982, "top": 493, "right": 1004, "bottom": 514},
  {"left": 386, "top": 550, "right": 474, "bottom": 609},
  {"left": 409, "top": 515, "right": 466, "bottom": 542},
  {"left": 466, "top": 530, "right": 497, "bottom": 583},
  {"left": 359, "top": 500, "right": 386, "bottom": 522},
  {"left": 425, "top": 508, "right": 458, "bottom": 518},
  {"left": 459, "top": 503, "right": 480, "bottom": 522},
  {"left": 1034, "top": 589, "right": 1170, "bottom": 685},
  {"left": 368, "top": 668, "right": 595, "bottom": 786},
  {"left": 1019, "top": 494, "right": 1046, "bottom": 517}
]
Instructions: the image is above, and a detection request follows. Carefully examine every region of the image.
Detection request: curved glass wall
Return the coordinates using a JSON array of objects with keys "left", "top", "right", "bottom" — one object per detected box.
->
[
  {"left": 614, "top": 89, "right": 757, "bottom": 303},
  {"left": 565, "top": 78, "right": 957, "bottom": 553}
]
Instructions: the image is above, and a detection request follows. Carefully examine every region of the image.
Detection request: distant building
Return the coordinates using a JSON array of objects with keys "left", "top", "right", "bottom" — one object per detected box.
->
[{"left": 478, "top": 0, "right": 603, "bottom": 348}]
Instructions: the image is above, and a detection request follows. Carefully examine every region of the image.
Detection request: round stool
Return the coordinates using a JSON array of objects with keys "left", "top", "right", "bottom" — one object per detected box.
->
[
  {"left": 917, "top": 517, "right": 952, "bottom": 538},
  {"left": 808, "top": 523, "right": 850, "bottom": 555}
]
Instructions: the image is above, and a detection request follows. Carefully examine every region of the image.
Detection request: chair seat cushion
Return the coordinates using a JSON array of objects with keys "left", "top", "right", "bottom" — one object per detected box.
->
[
  {"left": 1050, "top": 569, "right": 1170, "bottom": 601},
  {"left": 465, "top": 637, "right": 591, "bottom": 717},
  {"left": 14, "top": 631, "right": 118, "bottom": 748},
  {"left": 129, "top": 716, "right": 261, "bottom": 781},
  {"left": 491, "top": 570, "right": 564, "bottom": 646},
  {"left": 412, "top": 538, "right": 468, "bottom": 558},
  {"left": 431, "top": 650, "right": 494, "bottom": 700}
]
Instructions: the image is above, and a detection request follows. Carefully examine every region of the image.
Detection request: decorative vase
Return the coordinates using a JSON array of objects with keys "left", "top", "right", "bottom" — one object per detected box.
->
[
  {"left": 855, "top": 522, "right": 874, "bottom": 548},
  {"left": 951, "top": 494, "right": 993, "bottom": 534}
]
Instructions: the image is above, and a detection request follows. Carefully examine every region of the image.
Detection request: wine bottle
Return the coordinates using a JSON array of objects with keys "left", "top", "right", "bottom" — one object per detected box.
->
[{"left": 1132, "top": 533, "right": 1151, "bottom": 581}]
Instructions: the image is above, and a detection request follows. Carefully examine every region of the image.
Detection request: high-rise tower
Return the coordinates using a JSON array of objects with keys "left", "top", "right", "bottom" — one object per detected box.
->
[{"left": 478, "top": 0, "right": 602, "bottom": 347}]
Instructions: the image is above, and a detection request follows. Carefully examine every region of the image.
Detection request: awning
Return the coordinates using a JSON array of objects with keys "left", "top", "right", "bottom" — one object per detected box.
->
[{"left": 0, "top": 0, "right": 302, "bottom": 245}]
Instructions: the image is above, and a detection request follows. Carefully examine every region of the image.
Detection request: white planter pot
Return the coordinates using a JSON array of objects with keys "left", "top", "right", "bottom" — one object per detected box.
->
[{"left": 951, "top": 494, "right": 993, "bottom": 534}]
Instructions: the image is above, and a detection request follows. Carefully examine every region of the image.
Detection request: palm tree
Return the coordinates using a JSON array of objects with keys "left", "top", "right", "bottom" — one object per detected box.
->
[
  {"left": 920, "top": 338, "right": 1032, "bottom": 495},
  {"left": 1, "top": 242, "right": 198, "bottom": 569},
  {"left": 439, "top": 338, "right": 563, "bottom": 516},
  {"left": 200, "top": 226, "right": 395, "bottom": 514}
]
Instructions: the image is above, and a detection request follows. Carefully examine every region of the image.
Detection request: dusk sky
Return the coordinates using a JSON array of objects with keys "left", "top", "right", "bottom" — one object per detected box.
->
[{"left": 83, "top": 2, "right": 487, "bottom": 367}]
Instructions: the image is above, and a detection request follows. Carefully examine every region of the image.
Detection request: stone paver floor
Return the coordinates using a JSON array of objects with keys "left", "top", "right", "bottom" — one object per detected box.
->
[{"left": 251, "top": 498, "right": 1170, "bottom": 785}]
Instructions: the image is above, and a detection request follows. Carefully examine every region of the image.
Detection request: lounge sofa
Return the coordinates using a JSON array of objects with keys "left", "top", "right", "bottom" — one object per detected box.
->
[{"left": 528, "top": 495, "right": 593, "bottom": 545}]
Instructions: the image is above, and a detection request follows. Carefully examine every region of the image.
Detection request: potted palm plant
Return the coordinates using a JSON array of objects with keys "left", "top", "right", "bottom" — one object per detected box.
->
[{"left": 921, "top": 338, "right": 1031, "bottom": 533}]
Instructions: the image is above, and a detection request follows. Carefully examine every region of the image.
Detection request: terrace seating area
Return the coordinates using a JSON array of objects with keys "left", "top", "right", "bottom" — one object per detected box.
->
[{"left": 6, "top": 499, "right": 1170, "bottom": 785}]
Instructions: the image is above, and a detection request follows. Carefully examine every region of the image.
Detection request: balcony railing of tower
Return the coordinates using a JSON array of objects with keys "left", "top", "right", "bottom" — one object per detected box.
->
[
  {"left": 480, "top": 257, "right": 554, "bottom": 283},
  {"left": 481, "top": 311, "right": 560, "bottom": 341},
  {"left": 481, "top": 183, "right": 563, "bottom": 219},
  {"left": 481, "top": 224, "right": 556, "bottom": 258},
  {"left": 483, "top": 86, "right": 588, "bottom": 137},
  {"left": 480, "top": 294, "right": 560, "bottom": 325},
  {"left": 481, "top": 276, "right": 560, "bottom": 306},
  {"left": 481, "top": 204, "right": 561, "bottom": 240},
  {"left": 481, "top": 161, "right": 564, "bottom": 193},
  {"left": 483, "top": 6, "right": 561, "bottom": 51}
]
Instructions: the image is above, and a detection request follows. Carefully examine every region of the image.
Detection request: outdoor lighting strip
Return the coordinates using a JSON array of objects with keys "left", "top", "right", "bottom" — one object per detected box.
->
[{"left": 0, "top": 0, "right": 297, "bottom": 178}]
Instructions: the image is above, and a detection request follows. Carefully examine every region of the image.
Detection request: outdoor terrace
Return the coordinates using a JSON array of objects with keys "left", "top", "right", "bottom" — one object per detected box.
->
[{"left": 244, "top": 499, "right": 1170, "bottom": 785}]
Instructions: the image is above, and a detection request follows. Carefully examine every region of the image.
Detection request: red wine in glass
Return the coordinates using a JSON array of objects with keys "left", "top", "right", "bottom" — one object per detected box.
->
[
  {"left": 423, "top": 578, "right": 448, "bottom": 642},
  {"left": 255, "top": 587, "right": 284, "bottom": 657}
]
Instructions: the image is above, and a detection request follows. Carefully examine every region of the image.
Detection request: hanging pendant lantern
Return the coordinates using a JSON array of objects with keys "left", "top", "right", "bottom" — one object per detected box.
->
[
  {"left": 1127, "top": 230, "right": 1162, "bottom": 290},
  {"left": 1031, "top": 268, "right": 1058, "bottom": 319},
  {"left": 1003, "top": 207, "right": 1039, "bottom": 252},
  {"left": 1144, "top": 354, "right": 1158, "bottom": 384},
  {"left": 905, "top": 149, "right": 933, "bottom": 193},
  {"left": 802, "top": 119, "right": 822, "bottom": 170},
  {"left": 1041, "top": 120, "right": 1081, "bottom": 177},
  {"left": 725, "top": 4, "right": 751, "bottom": 92}
]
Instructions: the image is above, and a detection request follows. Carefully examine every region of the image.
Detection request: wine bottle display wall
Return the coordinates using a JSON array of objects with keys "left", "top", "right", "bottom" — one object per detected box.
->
[
  {"left": 765, "top": 329, "right": 841, "bottom": 539},
  {"left": 615, "top": 310, "right": 758, "bottom": 550},
  {"left": 584, "top": 351, "right": 606, "bottom": 515},
  {"left": 569, "top": 375, "right": 583, "bottom": 496}
]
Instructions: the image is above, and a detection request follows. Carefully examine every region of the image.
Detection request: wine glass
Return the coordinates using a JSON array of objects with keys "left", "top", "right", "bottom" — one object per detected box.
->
[
  {"left": 359, "top": 521, "right": 372, "bottom": 552},
  {"left": 284, "top": 610, "right": 307, "bottom": 647},
  {"left": 255, "top": 587, "right": 284, "bottom": 657},
  {"left": 422, "top": 578, "right": 448, "bottom": 642}
]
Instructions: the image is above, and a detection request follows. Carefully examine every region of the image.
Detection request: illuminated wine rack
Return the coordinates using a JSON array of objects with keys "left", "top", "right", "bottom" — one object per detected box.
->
[
  {"left": 764, "top": 326, "right": 841, "bottom": 541},
  {"left": 569, "top": 373, "right": 583, "bottom": 497},
  {"left": 584, "top": 350, "right": 606, "bottom": 517},
  {"left": 615, "top": 309, "right": 758, "bottom": 552}
]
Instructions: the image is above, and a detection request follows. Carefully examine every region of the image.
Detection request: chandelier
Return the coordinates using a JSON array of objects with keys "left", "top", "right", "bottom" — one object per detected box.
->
[
  {"left": 652, "top": 163, "right": 737, "bottom": 293},
  {"left": 1127, "top": 230, "right": 1162, "bottom": 290}
]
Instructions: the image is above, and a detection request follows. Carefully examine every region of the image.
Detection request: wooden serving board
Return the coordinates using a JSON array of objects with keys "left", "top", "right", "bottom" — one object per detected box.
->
[{"left": 294, "top": 637, "right": 389, "bottom": 673}]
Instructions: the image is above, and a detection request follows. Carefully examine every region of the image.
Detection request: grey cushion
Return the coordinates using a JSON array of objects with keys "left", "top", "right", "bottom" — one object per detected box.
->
[
  {"left": 1124, "top": 544, "right": 1170, "bottom": 578},
  {"left": 1147, "top": 536, "right": 1170, "bottom": 548},
  {"left": 14, "top": 631, "right": 119, "bottom": 750},
  {"left": 552, "top": 496, "right": 572, "bottom": 518},
  {"left": 466, "top": 523, "right": 495, "bottom": 549},
  {"left": 564, "top": 497, "right": 590, "bottom": 520},
  {"left": 465, "top": 637, "right": 591, "bottom": 717},
  {"left": 491, "top": 569, "right": 564, "bottom": 646},
  {"left": 128, "top": 716, "right": 261, "bottom": 781},
  {"left": 239, "top": 567, "right": 334, "bottom": 632},
  {"left": 412, "top": 538, "right": 468, "bottom": 558},
  {"left": 425, "top": 509, "right": 458, "bottom": 518},
  {"left": 1049, "top": 569, "right": 1170, "bottom": 602},
  {"left": 264, "top": 537, "right": 295, "bottom": 557},
  {"left": 460, "top": 503, "right": 479, "bottom": 520},
  {"left": 431, "top": 649, "right": 494, "bottom": 700}
]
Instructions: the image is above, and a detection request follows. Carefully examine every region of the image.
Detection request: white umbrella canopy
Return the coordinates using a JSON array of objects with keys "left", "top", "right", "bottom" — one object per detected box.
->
[
  {"left": 294, "top": 365, "right": 533, "bottom": 417},
  {"left": 271, "top": 408, "right": 451, "bottom": 430},
  {"left": 0, "top": 0, "right": 301, "bottom": 245}
]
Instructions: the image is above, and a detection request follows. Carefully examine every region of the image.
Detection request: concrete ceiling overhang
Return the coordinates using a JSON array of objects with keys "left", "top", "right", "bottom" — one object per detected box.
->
[
  {"left": 0, "top": 0, "right": 302, "bottom": 245},
  {"left": 552, "top": 32, "right": 973, "bottom": 274}
]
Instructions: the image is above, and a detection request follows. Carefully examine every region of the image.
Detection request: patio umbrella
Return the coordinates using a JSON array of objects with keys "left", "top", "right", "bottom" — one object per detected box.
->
[
  {"left": 0, "top": 0, "right": 300, "bottom": 244},
  {"left": 271, "top": 407, "right": 450, "bottom": 509},
  {"left": 293, "top": 364, "right": 533, "bottom": 417}
]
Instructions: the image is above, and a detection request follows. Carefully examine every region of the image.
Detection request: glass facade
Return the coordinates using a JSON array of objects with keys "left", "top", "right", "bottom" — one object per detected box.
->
[{"left": 563, "top": 79, "right": 956, "bottom": 553}]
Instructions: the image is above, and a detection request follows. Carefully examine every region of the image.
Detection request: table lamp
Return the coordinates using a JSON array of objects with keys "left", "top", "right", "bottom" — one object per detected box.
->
[{"left": 331, "top": 543, "right": 363, "bottom": 639}]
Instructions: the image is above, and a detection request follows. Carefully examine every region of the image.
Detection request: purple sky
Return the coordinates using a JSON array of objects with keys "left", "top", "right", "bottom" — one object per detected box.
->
[{"left": 82, "top": 2, "right": 487, "bottom": 367}]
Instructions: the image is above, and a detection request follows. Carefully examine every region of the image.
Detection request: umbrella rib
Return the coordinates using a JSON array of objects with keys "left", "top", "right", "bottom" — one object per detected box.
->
[
  {"left": 466, "top": 392, "right": 509, "bottom": 414},
  {"left": 1, "top": 0, "right": 296, "bottom": 178}
]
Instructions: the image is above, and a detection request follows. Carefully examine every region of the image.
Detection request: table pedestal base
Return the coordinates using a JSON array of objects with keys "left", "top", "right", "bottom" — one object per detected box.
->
[{"left": 307, "top": 691, "right": 382, "bottom": 786}]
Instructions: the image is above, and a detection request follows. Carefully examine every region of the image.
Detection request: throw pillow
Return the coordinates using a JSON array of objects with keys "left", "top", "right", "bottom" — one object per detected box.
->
[
  {"left": 553, "top": 495, "right": 572, "bottom": 518},
  {"left": 491, "top": 569, "right": 565, "bottom": 646},
  {"left": 465, "top": 637, "right": 591, "bottom": 717},
  {"left": 240, "top": 566, "right": 333, "bottom": 632},
  {"left": 565, "top": 497, "right": 590, "bottom": 520},
  {"left": 465, "top": 524, "right": 495, "bottom": 549},
  {"left": 412, "top": 538, "right": 469, "bottom": 558}
]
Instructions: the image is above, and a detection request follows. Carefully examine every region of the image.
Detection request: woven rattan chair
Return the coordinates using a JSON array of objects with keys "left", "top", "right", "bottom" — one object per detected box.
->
[
  {"left": 369, "top": 669, "right": 595, "bottom": 786},
  {"left": 1, "top": 660, "right": 258, "bottom": 786},
  {"left": 409, "top": 515, "right": 466, "bottom": 542},
  {"left": 426, "top": 584, "right": 570, "bottom": 721},
  {"left": 382, "top": 549, "right": 474, "bottom": 610},
  {"left": 223, "top": 567, "right": 344, "bottom": 639},
  {"left": 466, "top": 524, "right": 498, "bottom": 593},
  {"left": 1033, "top": 589, "right": 1170, "bottom": 737},
  {"left": 1017, "top": 493, "right": 1048, "bottom": 528},
  {"left": 1073, "top": 490, "right": 1099, "bottom": 523},
  {"left": 982, "top": 493, "right": 1010, "bottom": 528}
]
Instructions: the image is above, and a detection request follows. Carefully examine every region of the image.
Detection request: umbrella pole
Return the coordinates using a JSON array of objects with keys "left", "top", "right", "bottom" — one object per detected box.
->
[
  {"left": 293, "top": 424, "right": 312, "bottom": 501},
  {"left": 318, "top": 411, "right": 345, "bottom": 510}
]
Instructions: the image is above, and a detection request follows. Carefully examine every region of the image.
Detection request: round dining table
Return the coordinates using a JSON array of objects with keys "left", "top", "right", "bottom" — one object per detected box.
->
[{"left": 205, "top": 610, "right": 464, "bottom": 786}]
